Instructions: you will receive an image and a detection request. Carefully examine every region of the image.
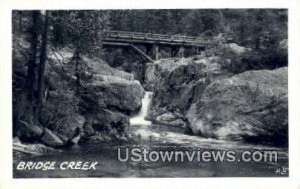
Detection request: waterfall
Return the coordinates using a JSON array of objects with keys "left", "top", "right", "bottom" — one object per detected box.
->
[{"left": 130, "top": 91, "right": 153, "bottom": 125}]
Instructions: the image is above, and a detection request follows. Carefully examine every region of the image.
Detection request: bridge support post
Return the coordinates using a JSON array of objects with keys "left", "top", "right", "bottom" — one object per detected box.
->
[
  {"left": 171, "top": 47, "right": 176, "bottom": 58},
  {"left": 179, "top": 47, "right": 185, "bottom": 58},
  {"left": 154, "top": 45, "right": 159, "bottom": 60}
]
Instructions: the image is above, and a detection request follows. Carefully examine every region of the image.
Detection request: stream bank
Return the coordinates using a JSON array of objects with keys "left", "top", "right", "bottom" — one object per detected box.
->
[{"left": 14, "top": 88, "right": 288, "bottom": 178}]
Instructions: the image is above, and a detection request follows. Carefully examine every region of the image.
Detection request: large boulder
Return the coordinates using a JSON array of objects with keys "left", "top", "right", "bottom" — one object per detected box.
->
[
  {"left": 225, "top": 43, "right": 251, "bottom": 55},
  {"left": 40, "top": 128, "right": 64, "bottom": 147},
  {"left": 79, "top": 70, "right": 144, "bottom": 142},
  {"left": 84, "top": 56, "right": 134, "bottom": 81},
  {"left": 147, "top": 108, "right": 187, "bottom": 128},
  {"left": 145, "top": 57, "right": 229, "bottom": 127},
  {"left": 43, "top": 113, "right": 85, "bottom": 144},
  {"left": 81, "top": 109, "right": 129, "bottom": 142},
  {"left": 14, "top": 120, "right": 43, "bottom": 142},
  {"left": 186, "top": 67, "right": 288, "bottom": 146},
  {"left": 80, "top": 74, "right": 144, "bottom": 114}
]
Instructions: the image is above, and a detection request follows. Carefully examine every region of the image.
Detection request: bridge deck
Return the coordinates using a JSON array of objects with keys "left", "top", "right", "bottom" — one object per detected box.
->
[{"left": 103, "top": 31, "right": 209, "bottom": 47}]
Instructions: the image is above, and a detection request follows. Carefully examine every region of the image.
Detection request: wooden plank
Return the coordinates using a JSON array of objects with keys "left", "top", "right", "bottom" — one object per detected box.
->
[
  {"left": 103, "top": 38, "right": 206, "bottom": 47},
  {"left": 102, "top": 42, "right": 131, "bottom": 46},
  {"left": 104, "top": 31, "right": 207, "bottom": 44}
]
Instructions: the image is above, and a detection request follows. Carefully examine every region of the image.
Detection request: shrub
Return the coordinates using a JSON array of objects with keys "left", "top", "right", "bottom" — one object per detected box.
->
[{"left": 206, "top": 41, "right": 288, "bottom": 74}]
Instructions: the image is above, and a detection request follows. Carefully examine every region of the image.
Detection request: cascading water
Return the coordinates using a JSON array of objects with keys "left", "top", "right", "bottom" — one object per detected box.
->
[{"left": 130, "top": 91, "right": 153, "bottom": 125}]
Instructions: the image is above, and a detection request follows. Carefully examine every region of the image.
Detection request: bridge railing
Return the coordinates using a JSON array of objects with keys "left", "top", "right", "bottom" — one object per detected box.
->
[{"left": 104, "top": 30, "right": 209, "bottom": 45}]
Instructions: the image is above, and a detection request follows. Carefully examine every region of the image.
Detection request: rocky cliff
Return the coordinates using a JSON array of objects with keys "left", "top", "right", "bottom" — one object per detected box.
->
[
  {"left": 13, "top": 38, "right": 144, "bottom": 152},
  {"left": 145, "top": 57, "right": 231, "bottom": 127},
  {"left": 145, "top": 56, "right": 288, "bottom": 146}
]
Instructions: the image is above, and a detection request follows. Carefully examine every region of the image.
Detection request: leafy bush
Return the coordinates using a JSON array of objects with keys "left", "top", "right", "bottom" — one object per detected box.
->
[{"left": 206, "top": 41, "right": 287, "bottom": 74}]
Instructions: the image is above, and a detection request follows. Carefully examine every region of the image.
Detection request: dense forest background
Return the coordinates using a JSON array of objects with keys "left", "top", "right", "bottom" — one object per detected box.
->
[{"left": 13, "top": 9, "right": 287, "bottom": 70}]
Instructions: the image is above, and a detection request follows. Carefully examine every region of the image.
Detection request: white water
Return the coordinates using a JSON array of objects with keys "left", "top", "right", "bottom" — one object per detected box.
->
[{"left": 130, "top": 91, "right": 153, "bottom": 125}]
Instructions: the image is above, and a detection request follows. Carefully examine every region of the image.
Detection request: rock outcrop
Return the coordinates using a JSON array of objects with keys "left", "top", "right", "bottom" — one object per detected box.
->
[
  {"left": 13, "top": 40, "right": 145, "bottom": 150},
  {"left": 186, "top": 67, "right": 288, "bottom": 146},
  {"left": 78, "top": 70, "right": 144, "bottom": 142},
  {"left": 81, "top": 75, "right": 144, "bottom": 113},
  {"left": 40, "top": 128, "right": 65, "bottom": 147},
  {"left": 145, "top": 55, "right": 287, "bottom": 146},
  {"left": 145, "top": 57, "right": 230, "bottom": 127},
  {"left": 13, "top": 137, "right": 62, "bottom": 156},
  {"left": 14, "top": 120, "right": 43, "bottom": 141},
  {"left": 81, "top": 109, "right": 129, "bottom": 142},
  {"left": 225, "top": 43, "right": 252, "bottom": 55}
]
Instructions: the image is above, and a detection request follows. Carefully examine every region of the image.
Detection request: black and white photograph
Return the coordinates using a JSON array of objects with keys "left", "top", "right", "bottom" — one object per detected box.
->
[{"left": 10, "top": 8, "right": 290, "bottom": 178}]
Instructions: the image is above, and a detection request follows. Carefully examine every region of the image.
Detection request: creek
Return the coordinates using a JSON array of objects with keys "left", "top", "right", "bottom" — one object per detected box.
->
[{"left": 13, "top": 92, "right": 288, "bottom": 177}]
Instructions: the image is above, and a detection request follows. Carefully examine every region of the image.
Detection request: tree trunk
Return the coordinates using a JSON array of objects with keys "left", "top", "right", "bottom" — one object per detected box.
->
[
  {"left": 75, "top": 49, "right": 81, "bottom": 94},
  {"left": 19, "top": 11, "right": 23, "bottom": 32},
  {"left": 37, "top": 11, "right": 49, "bottom": 107},
  {"left": 26, "top": 11, "right": 39, "bottom": 102}
]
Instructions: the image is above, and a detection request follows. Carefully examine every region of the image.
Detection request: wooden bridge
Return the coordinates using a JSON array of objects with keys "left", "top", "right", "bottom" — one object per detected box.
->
[{"left": 102, "top": 31, "right": 210, "bottom": 62}]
